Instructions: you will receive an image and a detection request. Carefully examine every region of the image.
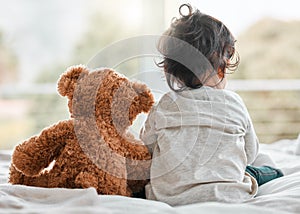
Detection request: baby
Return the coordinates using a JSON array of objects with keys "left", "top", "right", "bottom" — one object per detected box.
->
[{"left": 140, "top": 4, "right": 283, "bottom": 206}]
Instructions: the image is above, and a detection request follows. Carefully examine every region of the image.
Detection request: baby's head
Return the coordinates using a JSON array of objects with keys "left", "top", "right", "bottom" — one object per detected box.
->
[{"left": 158, "top": 4, "right": 239, "bottom": 91}]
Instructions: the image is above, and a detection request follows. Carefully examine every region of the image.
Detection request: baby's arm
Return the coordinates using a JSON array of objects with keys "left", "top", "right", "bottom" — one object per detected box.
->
[
  {"left": 244, "top": 117, "right": 277, "bottom": 167},
  {"left": 237, "top": 94, "right": 259, "bottom": 165},
  {"left": 244, "top": 118, "right": 259, "bottom": 165},
  {"left": 140, "top": 106, "right": 157, "bottom": 155}
]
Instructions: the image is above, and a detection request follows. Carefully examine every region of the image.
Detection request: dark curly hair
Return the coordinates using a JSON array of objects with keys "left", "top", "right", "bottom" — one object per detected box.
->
[{"left": 157, "top": 4, "right": 239, "bottom": 91}]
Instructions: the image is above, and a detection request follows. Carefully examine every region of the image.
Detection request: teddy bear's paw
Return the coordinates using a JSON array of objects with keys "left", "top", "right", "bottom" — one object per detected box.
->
[
  {"left": 12, "top": 147, "right": 45, "bottom": 177},
  {"left": 75, "top": 171, "right": 98, "bottom": 189},
  {"left": 9, "top": 164, "right": 24, "bottom": 184}
]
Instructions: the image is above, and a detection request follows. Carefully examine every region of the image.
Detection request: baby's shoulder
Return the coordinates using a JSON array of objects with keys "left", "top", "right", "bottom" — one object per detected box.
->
[
  {"left": 221, "top": 89, "right": 248, "bottom": 111},
  {"left": 155, "top": 91, "right": 178, "bottom": 110},
  {"left": 222, "top": 89, "right": 243, "bottom": 102}
]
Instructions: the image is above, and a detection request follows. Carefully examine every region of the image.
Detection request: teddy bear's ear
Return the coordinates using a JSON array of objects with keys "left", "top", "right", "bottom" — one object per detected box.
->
[
  {"left": 131, "top": 81, "right": 155, "bottom": 113},
  {"left": 57, "top": 65, "right": 89, "bottom": 98}
]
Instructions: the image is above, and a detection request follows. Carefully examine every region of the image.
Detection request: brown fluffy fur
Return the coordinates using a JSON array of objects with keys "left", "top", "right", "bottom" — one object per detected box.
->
[{"left": 9, "top": 65, "right": 154, "bottom": 196}]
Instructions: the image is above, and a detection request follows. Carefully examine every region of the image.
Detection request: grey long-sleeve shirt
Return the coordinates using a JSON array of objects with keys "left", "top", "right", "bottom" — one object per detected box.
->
[{"left": 140, "top": 86, "right": 259, "bottom": 206}]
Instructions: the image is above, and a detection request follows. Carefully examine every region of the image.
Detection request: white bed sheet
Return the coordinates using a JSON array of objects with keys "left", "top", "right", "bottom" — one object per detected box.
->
[{"left": 0, "top": 136, "right": 299, "bottom": 214}]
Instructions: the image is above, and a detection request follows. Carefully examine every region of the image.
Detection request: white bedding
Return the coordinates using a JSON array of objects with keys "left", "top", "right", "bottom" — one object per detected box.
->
[{"left": 0, "top": 136, "right": 299, "bottom": 214}]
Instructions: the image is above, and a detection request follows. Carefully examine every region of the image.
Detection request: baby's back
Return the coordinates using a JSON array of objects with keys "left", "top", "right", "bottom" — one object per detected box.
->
[{"left": 146, "top": 87, "right": 258, "bottom": 205}]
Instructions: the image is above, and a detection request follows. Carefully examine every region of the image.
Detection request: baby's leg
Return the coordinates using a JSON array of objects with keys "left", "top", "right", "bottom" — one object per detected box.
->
[{"left": 246, "top": 165, "right": 284, "bottom": 186}]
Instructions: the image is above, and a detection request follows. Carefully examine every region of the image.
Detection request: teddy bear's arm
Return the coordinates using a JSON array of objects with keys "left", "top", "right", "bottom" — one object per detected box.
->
[{"left": 12, "top": 120, "right": 75, "bottom": 177}]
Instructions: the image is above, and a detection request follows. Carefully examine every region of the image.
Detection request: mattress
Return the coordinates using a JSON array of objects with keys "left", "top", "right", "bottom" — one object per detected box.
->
[{"left": 0, "top": 136, "right": 299, "bottom": 213}]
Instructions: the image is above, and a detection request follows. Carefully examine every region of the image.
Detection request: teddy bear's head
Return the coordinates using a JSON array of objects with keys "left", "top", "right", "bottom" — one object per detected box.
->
[{"left": 57, "top": 65, "right": 154, "bottom": 135}]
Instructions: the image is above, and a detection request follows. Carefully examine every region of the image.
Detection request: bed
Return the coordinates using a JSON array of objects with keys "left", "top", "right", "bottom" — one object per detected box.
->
[{"left": 1, "top": 136, "right": 300, "bottom": 214}]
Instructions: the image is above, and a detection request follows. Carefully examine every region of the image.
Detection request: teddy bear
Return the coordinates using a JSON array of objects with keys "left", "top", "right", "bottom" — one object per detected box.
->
[{"left": 9, "top": 65, "right": 154, "bottom": 197}]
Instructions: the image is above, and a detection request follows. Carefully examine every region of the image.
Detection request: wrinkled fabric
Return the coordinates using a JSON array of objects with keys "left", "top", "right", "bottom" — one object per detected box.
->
[{"left": 140, "top": 86, "right": 259, "bottom": 206}]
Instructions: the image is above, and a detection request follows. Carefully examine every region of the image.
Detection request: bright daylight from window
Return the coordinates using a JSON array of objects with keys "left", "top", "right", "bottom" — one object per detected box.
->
[{"left": 0, "top": 0, "right": 300, "bottom": 149}]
